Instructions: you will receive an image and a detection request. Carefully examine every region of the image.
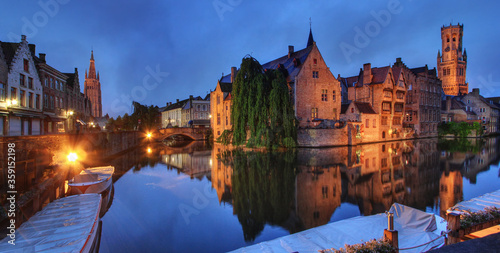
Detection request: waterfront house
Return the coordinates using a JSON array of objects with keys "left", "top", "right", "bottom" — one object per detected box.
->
[
  {"left": 0, "top": 35, "right": 44, "bottom": 136},
  {"left": 340, "top": 101, "right": 378, "bottom": 143},
  {"left": 162, "top": 99, "right": 187, "bottom": 128},
  {"left": 210, "top": 29, "right": 342, "bottom": 139},
  {"left": 461, "top": 88, "right": 500, "bottom": 134}
]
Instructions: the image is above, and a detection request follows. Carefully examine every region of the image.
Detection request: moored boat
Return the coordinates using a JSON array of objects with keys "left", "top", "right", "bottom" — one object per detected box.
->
[
  {"left": 68, "top": 166, "right": 114, "bottom": 194},
  {"left": 0, "top": 194, "right": 102, "bottom": 253}
]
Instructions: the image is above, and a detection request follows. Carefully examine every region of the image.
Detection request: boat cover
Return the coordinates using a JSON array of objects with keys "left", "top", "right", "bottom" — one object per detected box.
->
[
  {"left": 231, "top": 203, "right": 446, "bottom": 253},
  {"left": 0, "top": 194, "right": 101, "bottom": 252},
  {"left": 449, "top": 189, "right": 500, "bottom": 213},
  {"left": 69, "top": 166, "right": 114, "bottom": 186}
]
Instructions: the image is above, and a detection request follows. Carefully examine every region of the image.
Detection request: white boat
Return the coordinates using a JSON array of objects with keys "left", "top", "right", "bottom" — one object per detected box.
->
[
  {"left": 231, "top": 203, "right": 447, "bottom": 253},
  {"left": 0, "top": 194, "right": 102, "bottom": 253},
  {"left": 68, "top": 166, "right": 115, "bottom": 194}
]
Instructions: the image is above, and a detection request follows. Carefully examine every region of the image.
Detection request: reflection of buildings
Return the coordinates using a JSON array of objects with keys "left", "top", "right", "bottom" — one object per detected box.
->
[
  {"left": 211, "top": 144, "right": 233, "bottom": 204},
  {"left": 295, "top": 165, "right": 341, "bottom": 229},
  {"left": 439, "top": 170, "right": 463, "bottom": 217},
  {"left": 161, "top": 150, "right": 212, "bottom": 179}
]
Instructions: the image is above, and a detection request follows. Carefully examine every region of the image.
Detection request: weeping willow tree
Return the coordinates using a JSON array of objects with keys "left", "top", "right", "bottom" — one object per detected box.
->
[{"left": 231, "top": 56, "right": 296, "bottom": 148}]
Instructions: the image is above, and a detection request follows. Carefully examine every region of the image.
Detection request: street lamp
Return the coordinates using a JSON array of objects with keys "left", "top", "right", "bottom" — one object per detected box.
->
[{"left": 67, "top": 152, "right": 78, "bottom": 162}]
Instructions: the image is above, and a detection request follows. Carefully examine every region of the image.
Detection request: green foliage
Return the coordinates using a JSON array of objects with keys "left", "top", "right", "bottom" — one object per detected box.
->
[
  {"left": 231, "top": 56, "right": 296, "bottom": 148},
  {"left": 105, "top": 102, "right": 160, "bottom": 131},
  {"left": 460, "top": 207, "right": 500, "bottom": 229},
  {"left": 228, "top": 149, "right": 298, "bottom": 241},
  {"left": 438, "top": 138, "right": 484, "bottom": 153},
  {"left": 320, "top": 238, "right": 395, "bottom": 253},
  {"left": 438, "top": 121, "right": 482, "bottom": 138},
  {"left": 216, "top": 130, "right": 233, "bottom": 145}
]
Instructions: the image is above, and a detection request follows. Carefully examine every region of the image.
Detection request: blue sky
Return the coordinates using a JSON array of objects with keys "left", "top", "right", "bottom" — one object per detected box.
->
[{"left": 2, "top": 0, "right": 499, "bottom": 117}]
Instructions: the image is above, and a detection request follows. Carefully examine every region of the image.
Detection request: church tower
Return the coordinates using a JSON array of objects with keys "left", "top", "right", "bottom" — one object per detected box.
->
[
  {"left": 84, "top": 50, "right": 102, "bottom": 117},
  {"left": 437, "top": 23, "right": 468, "bottom": 96}
]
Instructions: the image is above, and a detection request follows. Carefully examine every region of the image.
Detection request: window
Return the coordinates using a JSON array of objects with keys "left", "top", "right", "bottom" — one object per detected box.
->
[
  {"left": 0, "top": 83, "right": 5, "bottom": 101},
  {"left": 381, "top": 158, "right": 388, "bottom": 167},
  {"left": 23, "top": 59, "right": 29, "bottom": 72},
  {"left": 225, "top": 116, "right": 228, "bottom": 125},
  {"left": 203, "top": 105, "right": 206, "bottom": 111},
  {"left": 373, "top": 119, "right": 376, "bottom": 128},
  {"left": 51, "top": 78, "right": 55, "bottom": 89},
  {"left": 20, "top": 90, "right": 26, "bottom": 107},
  {"left": 197, "top": 105, "right": 200, "bottom": 110},
  {"left": 321, "top": 89, "right": 328, "bottom": 101},
  {"left": 11, "top": 87, "right": 17, "bottom": 101},
  {"left": 393, "top": 117, "right": 401, "bottom": 125},
  {"left": 406, "top": 111, "right": 413, "bottom": 122},
  {"left": 311, "top": 108, "right": 318, "bottom": 119},
  {"left": 384, "top": 91, "right": 392, "bottom": 98},
  {"left": 313, "top": 59, "right": 317, "bottom": 65},
  {"left": 20, "top": 74, "right": 25, "bottom": 86},
  {"left": 217, "top": 95, "right": 220, "bottom": 105},
  {"left": 382, "top": 102, "right": 391, "bottom": 111},
  {"left": 396, "top": 91, "right": 404, "bottom": 99},
  {"left": 312, "top": 71, "right": 319, "bottom": 78},
  {"left": 217, "top": 113, "right": 220, "bottom": 125},
  {"left": 332, "top": 90, "right": 336, "bottom": 101},
  {"left": 381, "top": 116, "right": 388, "bottom": 126},
  {"left": 395, "top": 103, "right": 403, "bottom": 112},
  {"left": 351, "top": 108, "right": 354, "bottom": 113},
  {"left": 36, "top": 94, "right": 40, "bottom": 109},
  {"left": 28, "top": 77, "right": 33, "bottom": 89},
  {"left": 44, "top": 94, "right": 48, "bottom": 108},
  {"left": 60, "top": 97, "right": 63, "bottom": 108},
  {"left": 322, "top": 186, "right": 328, "bottom": 199},
  {"left": 45, "top": 76, "right": 48, "bottom": 86},
  {"left": 50, "top": 95, "right": 54, "bottom": 109},
  {"left": 366, "top": 158, "right": 369, "bottom": 168},
  {"left": 29, "top": 92, "right": 33, "bottom": 108},
  {"left": 55, "top": 96, "right": 58, "bottom": 108},
  {"left": 333, "top": 108, "right": 337, "bottom": 120}
]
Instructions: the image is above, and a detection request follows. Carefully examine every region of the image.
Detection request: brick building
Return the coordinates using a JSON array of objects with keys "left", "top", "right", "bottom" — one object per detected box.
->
[
  {"left": 210, "top": 29, "right": 342, "bottom": 139},
  {"left": 345, "top": 63, "right": 407, "bottom": 141},
  {"left": 64, "top": 68, "right": 93, "bottom": 131},
  {"left": 84, "top": 51, "right": 102, "bottom": 118},
  {"left": 340, "top": 101, "right": 379, "bottom": 143},
  {"left": 0, "top": 35, "right": 44, "bottom": 136},
  {"left": 393, "top": 58, "right": 442, "bottom": 138},
  {"left": 441, "top": 96, "right": 477, "bottom": 123},
  {"left": 35, "top": 53, "right": 69, "bottom": 133},
  {"left": 0, "top": 41, "right": 8, "bottom": 135},
  {"left": 437, "top": 23, "right": 468, "bottom": 96}
]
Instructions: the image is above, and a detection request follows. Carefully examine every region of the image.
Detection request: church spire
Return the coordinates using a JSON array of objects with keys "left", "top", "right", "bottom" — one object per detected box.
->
[
  {"left": 88, "top": 50, "right": 96, "bottom": 79},
  {"left": 307, "top": 18, "right": 314, "bottom": 47}
]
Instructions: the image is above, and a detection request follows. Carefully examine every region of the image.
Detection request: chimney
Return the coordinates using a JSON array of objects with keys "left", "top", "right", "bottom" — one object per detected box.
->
[
  {"left": 472, "top": 88, "right": 479, "bottom": 96},
  {"left": 176, "top": 99, "right": 179, "bottom": 103},
  {"left": 231, "top": 66, "right": 236, "bottom": 83},
  {"left": 21, "top": 35, "right": 27, "bottom": 42},
  {"left": 39, "top": 53, "right": 46, "bottom": 62},
  {"left": 288, "top": 45, "right": 294, "bottom": 58},
  {"left": 363, "top": 63, "right": 372, "bottom": 85}
]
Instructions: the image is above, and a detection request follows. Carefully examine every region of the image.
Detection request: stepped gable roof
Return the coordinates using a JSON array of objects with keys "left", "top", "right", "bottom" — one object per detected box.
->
[
  {"left": 354, "top": 102, "right": 377, "bottom": 114},
  {"left": 0, "top": 42, "right": 36, "bottom": 67}
]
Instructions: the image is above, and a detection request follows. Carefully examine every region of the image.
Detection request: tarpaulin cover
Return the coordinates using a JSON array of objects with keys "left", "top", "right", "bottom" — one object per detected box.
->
[
  {"left": 231, "top": 203, "right": 446, "bottom": 253},
  {"left": 449, "top": 189, "right": 500, "bottom": 213},
  {"left": 0, "top": 194, "right": 101, "bottom": 252}
]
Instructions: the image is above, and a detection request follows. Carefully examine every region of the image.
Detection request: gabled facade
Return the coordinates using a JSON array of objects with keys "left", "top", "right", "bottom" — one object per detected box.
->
[
  {"left": 162, "top": 99, "right": 187, "bottom": 128},
  {"left": 441, "top": 96, "right": 477, "bottom": 123},
  {"left": 64, "top": 68, "right": 92, "bottom": 132},
  {"left": 0, "top": 35, "right": 44, "bottom": 136},
  {"left": 182, "top": 95, "right": 210, "bottom": 128},
  {"left": 393, "top": 58, "right": 442, "bottom": 138},
  {"left": 346, "top": 63, "right": 406, "bottom": 141},
  {"left": 210, "top": 70, "right": 234, "bottom": 139},
  {"left": 340, "top": 101, "right": 379, "bottom": 142}
]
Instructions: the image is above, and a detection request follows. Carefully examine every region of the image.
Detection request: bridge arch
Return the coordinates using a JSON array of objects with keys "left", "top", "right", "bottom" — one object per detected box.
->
[{"left": 156, "top": 127, "right": 209, "bottom": 141}]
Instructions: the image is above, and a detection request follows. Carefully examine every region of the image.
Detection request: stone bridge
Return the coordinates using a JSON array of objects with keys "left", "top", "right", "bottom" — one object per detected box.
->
[{"left": 156, "top": 127, "right": 210, "bottom": 141}]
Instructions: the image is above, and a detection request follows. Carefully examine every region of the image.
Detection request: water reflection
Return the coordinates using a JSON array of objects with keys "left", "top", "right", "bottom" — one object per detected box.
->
[{"left": 98, "top": 137, "right": 500, "bottom": 251}]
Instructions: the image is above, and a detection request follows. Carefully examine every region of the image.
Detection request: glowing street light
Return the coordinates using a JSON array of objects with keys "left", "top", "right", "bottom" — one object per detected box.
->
[
  {"left": 68, "top": 110, "right": 74, "bottom": 116},
  {"left": 146, "top": 132, "right": 152, "bottom": 138},
  {"left": 147, "top": 147, "right": 152, "bottom": 154},
  {"left": 67, "top": 152, "right": 78, "bottom": 162}
]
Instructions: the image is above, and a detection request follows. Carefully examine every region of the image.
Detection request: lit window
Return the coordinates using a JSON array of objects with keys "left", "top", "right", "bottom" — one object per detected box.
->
[
  {"left": 311, "top": 108, "right": 318, "bottom": 119},
  {"left": 321, "top": 89, "right": 328, "bottom": 101}
]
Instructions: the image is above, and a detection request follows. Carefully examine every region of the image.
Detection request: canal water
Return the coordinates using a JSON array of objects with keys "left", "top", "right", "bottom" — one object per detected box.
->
[{"left": 95, "top": 137, "right": 500, "bottom": 252}]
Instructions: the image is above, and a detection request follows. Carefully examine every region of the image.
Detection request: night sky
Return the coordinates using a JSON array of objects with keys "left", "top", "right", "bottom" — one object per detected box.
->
[{"left": 2, "top": 1, "right": 499, "bottom": 117}]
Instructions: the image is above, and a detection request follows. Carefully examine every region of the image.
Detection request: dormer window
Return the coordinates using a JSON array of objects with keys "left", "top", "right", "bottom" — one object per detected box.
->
[{"left": 313, "top": 59, "right": 317, "bottom": 65}]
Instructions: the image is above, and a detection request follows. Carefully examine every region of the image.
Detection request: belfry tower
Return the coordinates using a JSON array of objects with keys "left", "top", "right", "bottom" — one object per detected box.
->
[
  {"left": 437, "top": 23, "right": 468, "bottom": 96},
  {"left": 84, "top": 50, "right": 102, "bottom": 117}
]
